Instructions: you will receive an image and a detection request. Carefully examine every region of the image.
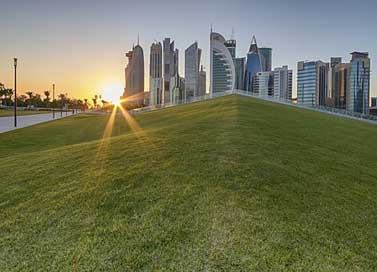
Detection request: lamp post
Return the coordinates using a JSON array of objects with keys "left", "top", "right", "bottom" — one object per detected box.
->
[
  {"left": 13, "top": 58, "right": 17, "bottom": 127},
  {"left": 52, "top": 84, "right": 55, "bottom": 119},
  {"left": 65, "top": 93, "right": 68, "bottom": 116}
]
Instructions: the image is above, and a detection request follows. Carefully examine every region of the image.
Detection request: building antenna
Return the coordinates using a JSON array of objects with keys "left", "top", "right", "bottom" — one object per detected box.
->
[
  {"left": 231, "top": 27, "right": 235, "bottom": 40},
  {"left": 210, "top": 24, "right": 213, "bottom": 33},
  {"left": 137, "top": 34, "right": 139, "bottom": 46}
]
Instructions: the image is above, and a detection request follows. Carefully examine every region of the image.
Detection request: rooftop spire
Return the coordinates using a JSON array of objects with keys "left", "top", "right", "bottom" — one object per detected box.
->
[
  {"left": 249, "top": 35, "right": 258, "bottom": 53},
  {"left": 137, "top": 34, "right": 139, "bottom": 46}
]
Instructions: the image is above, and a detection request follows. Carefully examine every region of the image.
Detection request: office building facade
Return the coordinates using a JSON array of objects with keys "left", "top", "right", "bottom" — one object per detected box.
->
[
  {"left": 163, "top": 38, "right": 179, "bottom": 104},
  {"left": 259, "top": 47, "right": 272, "bottom": 72},
  {"left": 123, "top": 43, "right": 144, "bottom": 106},
  {"left": 210, "top": 31, "right": 236, "bottom": 94},
  {"left": 245, "top": 36, "right": 262, "bottom": 93},
  {"left": 273, "top": 66, "right": 293, "bottom": 100},
  {"left": 297, "top": 60, "right": 329, "bottom": 106},
  {"left": 185, "top": 42, "right": 202, "bottom": 100},
  {"left": 253, "top": 72, "right": 273, "bottom": 96},
  {"left": 347, "top": 52, "right": 370, "bottom": 114},
  {"left": 149, "top": 42, "right": 163, "bottom": 106},
  {"left": 330, "top": 58, "right": 349, "bottom": 109},
  {"left": 235, "top": 57, "right": 245, "bottom": 90},
  {"left": 199, "top": 65, "right": 206, "bottom": 97}
]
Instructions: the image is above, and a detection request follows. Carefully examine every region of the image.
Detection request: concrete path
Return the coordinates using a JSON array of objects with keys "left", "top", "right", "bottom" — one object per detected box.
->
[{"left": 0, "top": 112, "right": 76, "bottom": 134}]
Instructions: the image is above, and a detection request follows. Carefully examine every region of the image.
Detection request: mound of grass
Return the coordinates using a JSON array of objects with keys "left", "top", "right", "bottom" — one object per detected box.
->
[{"left": 1, "top": 95, "right": 377, "bottom": 271}]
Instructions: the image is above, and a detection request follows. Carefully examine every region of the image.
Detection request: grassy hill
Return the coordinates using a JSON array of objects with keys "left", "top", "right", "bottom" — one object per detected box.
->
[
  {"left": 0, "top": 109, "right": 51, "bottom": 117},
  {"left": 1, "top": 95, "right": 377, "bottom": 271}
]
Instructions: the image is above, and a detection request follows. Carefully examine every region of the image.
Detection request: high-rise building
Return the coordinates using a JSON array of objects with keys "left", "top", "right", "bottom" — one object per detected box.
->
[
  {"left": 123, "top": 43, "right": 144, "bottom": 106},
  {"left": 163, "top": 38, "right": 179, "bottom": 104},
  {"left": 149, "top": 42, "right": 163, "bottom": 106},
  {"left": 347, "top": 52, "right": 370, "bottom": 114},
  {"left": 185, "top": 42, "right": 202, "bottom": 100},
  {"left": 199, "top": 65, "right": 206, "bottom": 97},
  {"left": 329, "top": 58, "right": 350, "bottom": 109},
  {"left": 297, "top": 61, "right": 329, "bottom": 106},
  {"left": 235, "top": 57, "right": 245, "bottom": 90},
  {"left": 245, "top": 36, "right": 262, "bottom": 93},
  {"left": 170, "top": 74, "right": 185, "bottom": 104},
  {"left": 259, "top": 47, "right": 272, "bottom": 72},
  {"left": 273, "top": 66, "right": 293, "bottom": 101},
  {"left": 210, "top": 31, "right": 236, "bottom": 94},
  {"left": 372, "top": 97, "right": 377, "bottom": 108},
  {"left": 253, "top": 72, "right": 273, "bottom": 96},
  {"left": 224, "top": 39, "right": 236, "bottom": 59}
]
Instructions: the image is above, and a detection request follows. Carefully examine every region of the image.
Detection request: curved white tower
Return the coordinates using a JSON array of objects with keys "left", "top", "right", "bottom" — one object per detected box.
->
[{"left": 210, "top": 32, "right": 236, "bottom": 94}]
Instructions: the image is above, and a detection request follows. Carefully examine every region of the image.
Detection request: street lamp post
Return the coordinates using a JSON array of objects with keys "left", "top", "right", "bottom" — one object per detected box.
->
[
  {"left": 53, "top": 84, "right": 55, "bottom": 119},
  {"left": 13, "top": 58, "right": 17, "bottom": 127}
]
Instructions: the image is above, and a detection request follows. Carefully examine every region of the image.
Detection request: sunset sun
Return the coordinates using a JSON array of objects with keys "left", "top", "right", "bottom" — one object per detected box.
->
[{"left": 101, "top": 82, "right": 123, "bottom": 106}]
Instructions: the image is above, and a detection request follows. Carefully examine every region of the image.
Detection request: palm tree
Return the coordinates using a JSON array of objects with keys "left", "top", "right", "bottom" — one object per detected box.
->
[
  {"left": 44, "top": 91, "right": 50, "bottom": 104},
  {"left": 92, "top": 95, "right": 98, "bottom": 109},
  {"left": 25, "top": 91, "right": 34, "bottom": 108}
]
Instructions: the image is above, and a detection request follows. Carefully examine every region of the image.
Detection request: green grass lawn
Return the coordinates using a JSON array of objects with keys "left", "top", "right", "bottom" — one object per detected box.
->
[
  {"left": 0, "top": 109, "right": 51, "bottom": 117},
  {"left": 1, "top": 95, "right": 377, "bottom": 271}
]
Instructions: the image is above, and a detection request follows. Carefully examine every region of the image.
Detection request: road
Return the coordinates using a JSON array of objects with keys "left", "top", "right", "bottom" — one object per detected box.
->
[{"left": 0, "top": 112, "right": 76, "bottom": 133}]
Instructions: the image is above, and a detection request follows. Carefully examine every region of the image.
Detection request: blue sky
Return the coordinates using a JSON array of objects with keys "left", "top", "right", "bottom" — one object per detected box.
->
[{"left": 0, "top": 0, "right": 375, "bottom": 100}]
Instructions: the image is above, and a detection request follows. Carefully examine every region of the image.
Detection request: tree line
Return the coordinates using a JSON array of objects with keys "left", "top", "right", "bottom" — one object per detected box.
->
[{"left": 0, "top": 82, "right": 89, "bottom": 110}]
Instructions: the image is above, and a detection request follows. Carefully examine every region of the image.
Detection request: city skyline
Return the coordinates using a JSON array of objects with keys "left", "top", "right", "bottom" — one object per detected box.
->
[{"left": 0, "top": 0, "right": 376, "bottom": 101}]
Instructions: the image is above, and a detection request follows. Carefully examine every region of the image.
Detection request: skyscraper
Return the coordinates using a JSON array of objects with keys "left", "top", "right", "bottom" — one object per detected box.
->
[
  {"left": 210, "top": 31, "right": 236, "bottom": 94},
  {"left": 123, "top": 42, "right": 144, "bottom": 106},
  {"left": 253, "top": 72, "right": 273, "bottom": 96},
  {"left": 297, "top": 61, "right": 329, "bottom": 106},
  {"left": 163, "top": 38, "right": 179, "bottom": 104},
  {"left": 185, "top": 42, "right": 202, "bottom": 100},
  {"left": 330, "top": 58, "right": 349, "bottom": 109},
  {"left": 235, "top": 57, "right": 245, "bottom": 90},
  {"left": 273, "top": 66, "right": 293, "bottom": 101},
  {"left": 347, "top": 52, "right": 370, "bottom": 114},
  {"left": 244, "top": 36, "right": 262, "bottom": 93},
  {"left": 259, "top": 47, "right": 272, "bottom": 72},
  {"left": 149, "top": 42, "right": 163, "bottom": 106},
  {"left": 170, "top": 73, "right": 185, "bottom": 104},
  {"left": 199, "top": 65, "right": 206, "bottom": 97}
]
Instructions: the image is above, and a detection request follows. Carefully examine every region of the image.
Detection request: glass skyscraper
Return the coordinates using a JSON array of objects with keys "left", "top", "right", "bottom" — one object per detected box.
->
[
  {"left": 259, "top": 47, "right": 272, "bottom": 72},
  {"left": 185, "top": 42, "right": 202, "bottom": 100},
  {"left": 244, "top": 36, "right": 262, "bottom": 93},
  {"left": 235, "top": 57, "right": 245, "bottom": 90},
  {"left": 347, "top": 52, "right": 370, "bottom": 114},
  {"left": 210, "top": 31, "right": 236, "bottom": 94},
  {"left": 297, "top": 61, "right": 328, "bottom": 106}
]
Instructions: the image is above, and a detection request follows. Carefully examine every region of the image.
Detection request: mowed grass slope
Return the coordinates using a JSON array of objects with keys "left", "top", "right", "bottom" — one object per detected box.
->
[
  {"left": 1, "top": 95, "right": 377, "bottom": 271},
  {"left": 0, "top": 109, "right": 51, "bottom": 117}
]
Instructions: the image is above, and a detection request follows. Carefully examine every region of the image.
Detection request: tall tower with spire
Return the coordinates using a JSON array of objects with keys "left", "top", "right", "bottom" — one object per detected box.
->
[
  {"left": 244, "top": 35, "right": 262, "bottom": 92},
  {"left": 123, "top": 38, "right": 144, "bottom": 106}
]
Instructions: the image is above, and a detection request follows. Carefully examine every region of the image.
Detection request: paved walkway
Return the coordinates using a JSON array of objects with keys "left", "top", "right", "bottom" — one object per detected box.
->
[{"left": 0, "top": 112, "right": 76, "bottom": 134}]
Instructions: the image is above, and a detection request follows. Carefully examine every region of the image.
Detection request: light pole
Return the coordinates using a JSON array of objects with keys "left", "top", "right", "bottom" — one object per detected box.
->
[
  {"left": 65, "top": 93, "right": 68, "bottom": 116},
  {"left": 13, "top": 58, "right": 17, "bottom": 127},
  {"left": 53, "top": 84, "right": 55, "bottom": 119}
]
